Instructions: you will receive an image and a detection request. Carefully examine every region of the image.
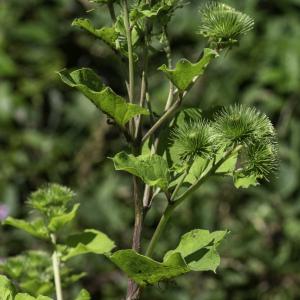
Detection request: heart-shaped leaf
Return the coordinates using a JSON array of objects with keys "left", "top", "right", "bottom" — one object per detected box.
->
[
  {"left": 164, "top": 229, "right": 229, "bottom": 272},
  {"left": 110, "top": 229, "right": 228, "bottom": 287},
  {"left": 58, "top": 68, "right": 148, "bottom": 128},
  {"left": 110, "top": 249, "right": 189, "bottom": 287},
  {"left": 111, "top": 152, "right": 170, "bottom": 190},
  {"left": 63, "top": 229, "right": 116, "bottom": 261},
  {"left": 159, "top": 48, "right": 218, "bottom": 91}
]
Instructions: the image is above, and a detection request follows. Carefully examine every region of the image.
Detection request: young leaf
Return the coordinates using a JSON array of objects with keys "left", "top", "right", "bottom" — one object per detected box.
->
[
  {"left": 185, "top": 157, "right": 211, "bottom": 184},
  {"left": 75, "top": 289, "right": 91, "bottom": 300},
  {"left": 58, "top": 68, "right": 148, "bottom": 128},
  {"left": 111, "top": 152, "right": 170, "bottom": 190},
  {"left": 233, "top": 173, "right": 259, "bottom": 189},
  {"left": 159, "top": 48, "right": 218, "bottom": 91},
  {"left": 72, "top": 19, "right": 126, "bottom": 56},
  {"left": 47, "top": 203, "right": 80, "bottom": 232},
  {"left": 216, "top": 151, "right": 238, "bottom": 174},
  {"left": 163, "top": 229, "right": 229, "bottom": 272},
  {"left": 62, "top": 229, "right": 116, "bottom": 261},
  {"left": 3, "top": 218, "right": 49, "bottom": 240},
  {"left": 0, "top": 275, "right": 15, "bottom": 300},
  {"left": 109, "top": 249, "right": 189, "bottom": 287}
]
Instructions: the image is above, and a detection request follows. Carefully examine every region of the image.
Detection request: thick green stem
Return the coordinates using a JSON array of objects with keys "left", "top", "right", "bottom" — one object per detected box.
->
[
  {"left": 51, "top": 234, "right": 63, "bottom": 300},
  {"left": 123, "top": 2, "right": 144, "bottom": 299},
  {"left": 145, "top": 204, "right": 175, "bottom": 257}
]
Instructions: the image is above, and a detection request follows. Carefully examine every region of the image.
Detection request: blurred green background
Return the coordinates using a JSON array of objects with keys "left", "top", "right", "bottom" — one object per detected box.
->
[{"left": 1, "top": 0, "right": 300, "bottom": 299}]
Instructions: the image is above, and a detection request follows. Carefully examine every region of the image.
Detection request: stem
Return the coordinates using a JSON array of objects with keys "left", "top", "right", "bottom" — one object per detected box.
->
[
  {"left": 146, "top": 145, "right": 242, "bottom": 257},
  {"left": 145, "top": 204, "right": 174, "bottom": 257},
  {"left": 142, "top": 48, "right": 209, "bottom": 144},
  {"left": 51, "top": 234, "right": 63, "bottom": 300},
  {"left": 123, "top": 0, "right": 135, "bottom": 136},
  {"left": 107, "top": 1, "right": 116, "bottom": 22},
  {"left": 170, "top": 167, "right": 190, "bottom": 202},
  {"left": 135, "top": 37, "right": 149, "bottom": 140},
  {"left": 175, "top": 145, "right": 242, "bottom": 206},
  {"left": 162, "top": 26, "right": 174, "bottom": 111},
  {"left": 131, "top": 176, "right": 143, "bottom": 251},
  {"left": 123, "top": 0, "right": 134, "bottom": 104},
  {"left": 142, "top": 95, "right": 182, "bottom": 144}
]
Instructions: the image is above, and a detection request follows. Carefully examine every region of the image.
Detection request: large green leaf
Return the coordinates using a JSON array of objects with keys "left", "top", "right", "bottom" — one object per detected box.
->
[
  {"left": 159, "top": 48, "right": 218, "bottom": 91},
  {"left": 111, "top": 151, "right": 170, "bottom": 190},
  {"left": 63, "top": 229, "right": 116, "bottom": 261},
  {"left": 48, "top": 203, "right": 80, "bottom": 232},
  {"left": 3, "top": 217, "right": 49, "bottom": 240},
  {"left": 110, "top": 250, "right": 189, "bottom": 287},
  {"left": 164, "top": 229, "right": 229, "bottom": 272},
  {"left": 58, "top": 68, "right": 148, "bottom": 128},
  {"left": 110, "top": 229, "right": 228, "bottom": 286},
  {"left": 72, "top": 19, "right": 126, "bottom": 56},
  {"left": 0, "top": 275, "right": 14, "bottom": 300}
]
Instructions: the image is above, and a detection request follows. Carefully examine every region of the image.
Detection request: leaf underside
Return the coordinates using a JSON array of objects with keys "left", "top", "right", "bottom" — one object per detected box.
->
[
  {"left": 72, "top": 18, "right": 127, "bottom": 56},
  {"left": 58, "top": 68, "right": 148, "bottom": 128}
]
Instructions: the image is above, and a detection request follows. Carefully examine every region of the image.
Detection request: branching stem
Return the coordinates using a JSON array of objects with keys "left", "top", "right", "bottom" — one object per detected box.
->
[
  {"left": 145, "top": 145, "right": 242, "bottom": 257},
  {"left": 142, "top": 95, "right": 182, "bottom": 144}
]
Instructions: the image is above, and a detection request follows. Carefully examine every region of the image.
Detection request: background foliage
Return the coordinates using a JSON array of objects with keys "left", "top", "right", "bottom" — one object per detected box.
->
[{"left": 1, "top": 0, "right": 300, "bottom": 299}]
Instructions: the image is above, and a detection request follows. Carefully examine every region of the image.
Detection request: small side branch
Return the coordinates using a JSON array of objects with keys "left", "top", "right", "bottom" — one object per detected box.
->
[{"left": 142, "top": 95, "right": 182, "bottom": 144}]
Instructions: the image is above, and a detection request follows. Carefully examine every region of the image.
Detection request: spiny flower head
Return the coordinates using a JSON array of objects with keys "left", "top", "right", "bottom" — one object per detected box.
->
[
  {"left": 198, "top": 2, "right": 254, "bottom": 49},
  {"left": 211, "top": 104, "right": 276, "bottom": 148},
  {"left": 27, "top": 184, "right": 75, "bottom": 217},
  {"left": 170, "top": 120, "right": 213, "bottom": 162},
  {"left": 239, "top": 142, "right": 279, "bottom": 180}
]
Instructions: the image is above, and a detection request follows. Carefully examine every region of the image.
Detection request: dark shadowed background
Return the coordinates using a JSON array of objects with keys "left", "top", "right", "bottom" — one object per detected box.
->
[{"left": 1, "top": 0, "right": 300, "bottom": 299}]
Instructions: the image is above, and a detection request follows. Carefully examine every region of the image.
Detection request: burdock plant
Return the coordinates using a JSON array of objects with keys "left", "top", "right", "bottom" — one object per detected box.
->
[{"left": 1, "top": 1, "right": 278, "bottom": 300}]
